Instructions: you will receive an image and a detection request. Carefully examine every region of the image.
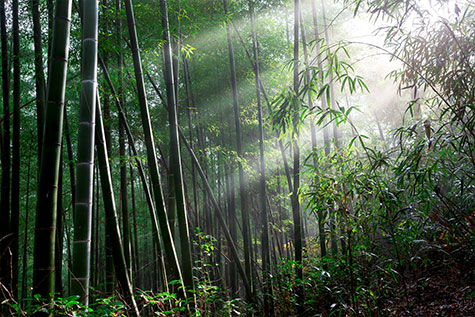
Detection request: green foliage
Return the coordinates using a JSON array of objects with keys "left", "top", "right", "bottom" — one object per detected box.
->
[
  {"left": 271, "top": 39, "right": 366, "bottom": 140},
  {"left": 6, "top": 294, "right": 126, "bottom": 316},
  {"left": 290, "top": 2, "right": 475, "bottom": 310},
  {"left": 9, "top": 282, "right": 242, "bottom": 316},
  {"left": 6, "top": 0, "right": 474, "bottom": 315}
]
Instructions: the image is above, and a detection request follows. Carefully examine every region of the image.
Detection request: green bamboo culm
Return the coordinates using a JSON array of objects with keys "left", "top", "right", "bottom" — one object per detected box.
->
[
  {"left": 223, "top": 0, "right": 253, "bottom": 302},
  {"left": 72, "top": 0, "right": 98, "bottom": 306},
  {"left": 159, "top": 0, "right": 195, "bottom": 301},
  {"left": 31, "top": 0, "right": 46, "bottom": 161},
  {"left": 99, "top": 57, "right": 170, "bottom": 292},
  {"left": 123, "top": 0, "right": 184, "bottom": 288},
  {"left": 32, "top": 0, "right": 72, "bottom": 305},
  {"left": 95, "top": 96, "right": 139, "bottom": 316},
  {"left": 0, "top": 0, "right": 11, "bottom": 299}
]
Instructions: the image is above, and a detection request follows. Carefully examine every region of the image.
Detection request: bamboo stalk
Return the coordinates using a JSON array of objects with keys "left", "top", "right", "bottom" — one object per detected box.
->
[
  {"left": 71, "top": 0, "right": 99, "bottom": 305},
  {"left": 32, "top": 0, "right": 72, "bottom": 303}
]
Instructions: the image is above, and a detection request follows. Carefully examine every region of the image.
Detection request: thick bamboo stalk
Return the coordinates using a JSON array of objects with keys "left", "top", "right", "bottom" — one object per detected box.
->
[
  {"left": 0, "top": 0, "right": 11, "bottom": 297},
  {"left": 71, "top": 0, "right": 98, "bottom": 305},
  {"left": 32, "top": 0, "right": 72, "bottom": 302}
]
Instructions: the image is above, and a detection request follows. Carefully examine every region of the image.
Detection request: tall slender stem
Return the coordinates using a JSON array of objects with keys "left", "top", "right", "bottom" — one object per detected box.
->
[
  {"left": 32, "top": 0, "right": 72, "bottom": 303},
  {"left": 223, "top": 0, "right": 253, "bottom": 301},
  {"left": 71, "top": 0, "right": 98, "bottom": 305}
]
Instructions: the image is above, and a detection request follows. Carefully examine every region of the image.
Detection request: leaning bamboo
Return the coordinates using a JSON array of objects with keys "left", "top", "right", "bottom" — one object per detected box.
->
[
  {"left": 99, "top": 57, "right": 170, "bottom": 292},
  {"left": 147, "top": 74, "right": 252, "bottom": 300},
  {"left": 123, "top": 0, "right": 183, "bottom": 286},
  {"left": 95, "top": 96, "right": 139, "bottom": 316}
]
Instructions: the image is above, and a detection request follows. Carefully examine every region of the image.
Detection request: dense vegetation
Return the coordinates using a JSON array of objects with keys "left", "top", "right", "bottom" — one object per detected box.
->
[{"left": 0, "top": 0, "right": 473, "bottom": 315}]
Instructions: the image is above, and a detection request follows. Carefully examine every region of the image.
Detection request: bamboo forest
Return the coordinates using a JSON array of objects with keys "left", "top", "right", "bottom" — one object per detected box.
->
[{"left": 0, "top": 0, "right": 473, "bottom": 315}]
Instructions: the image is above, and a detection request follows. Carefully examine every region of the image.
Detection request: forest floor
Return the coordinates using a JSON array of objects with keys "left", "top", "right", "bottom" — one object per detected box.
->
[{"left": 388, "top": 261, "right": 475, "bottom": 316}]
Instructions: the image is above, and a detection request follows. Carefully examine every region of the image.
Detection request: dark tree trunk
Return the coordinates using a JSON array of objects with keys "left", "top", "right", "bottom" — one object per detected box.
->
[
  {"left": 291, "top": 0, "right": 304, "bottom": 313},
  {"left": 0, "top": 0, "right": 11, "bottom": 297},
  {"left": 21, "top": 152, "right": 32, "bottom": 300},
  {"left": 31, "top": 0, "right": 46, "bottom": 163},
  {"left": 10, "top": 0, "right": 20, "bottom": 299}
]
